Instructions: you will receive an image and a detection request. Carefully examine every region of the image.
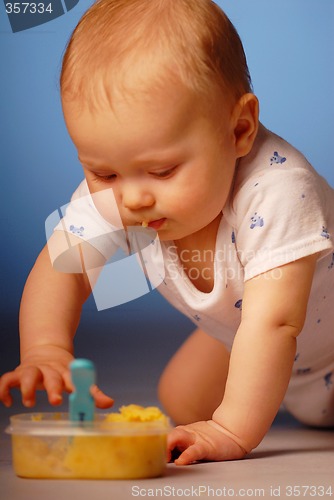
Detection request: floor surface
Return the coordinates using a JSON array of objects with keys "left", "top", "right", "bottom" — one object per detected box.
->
[{"left": 1, "top": 299, "right": 333, "bottom": 499}]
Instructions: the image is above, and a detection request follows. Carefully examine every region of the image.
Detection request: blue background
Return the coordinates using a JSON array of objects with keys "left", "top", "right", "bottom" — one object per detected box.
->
[{"left": 0, "top": 1, "right": 333, "bottom": 400}]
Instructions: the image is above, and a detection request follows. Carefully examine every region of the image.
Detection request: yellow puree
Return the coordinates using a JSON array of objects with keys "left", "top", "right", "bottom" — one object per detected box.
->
[{"left": 12, "top": 405, "right": 168, "bottom": 479}]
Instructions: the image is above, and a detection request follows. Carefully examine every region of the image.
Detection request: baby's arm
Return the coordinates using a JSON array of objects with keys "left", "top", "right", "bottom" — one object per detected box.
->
[
  {"left": 0, "top": 232, "right": 113, "bottom": 409},
  {"left": 168, "top": 253, "right": 318, "bottom": 464}
]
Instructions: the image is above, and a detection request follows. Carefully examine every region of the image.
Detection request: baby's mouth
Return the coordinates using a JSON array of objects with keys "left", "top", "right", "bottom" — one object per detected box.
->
[{"left": 143, "top": 218, "right": 166, "bottom": 230}]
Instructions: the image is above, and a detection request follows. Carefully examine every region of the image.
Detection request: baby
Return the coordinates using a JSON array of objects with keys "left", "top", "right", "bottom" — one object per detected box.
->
[{"left": 1, "top": 0, "right": 333, "bottom": 465}]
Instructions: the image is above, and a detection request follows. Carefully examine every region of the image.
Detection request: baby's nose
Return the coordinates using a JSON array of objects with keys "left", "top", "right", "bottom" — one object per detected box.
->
[{"left": 122, "top": 183, "right": 154, "bottom": 210}]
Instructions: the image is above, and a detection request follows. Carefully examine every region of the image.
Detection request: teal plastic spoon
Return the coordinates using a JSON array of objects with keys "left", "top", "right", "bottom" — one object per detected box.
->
[{"left": 69, "top": 359, "right": 96, "bottom": 422}]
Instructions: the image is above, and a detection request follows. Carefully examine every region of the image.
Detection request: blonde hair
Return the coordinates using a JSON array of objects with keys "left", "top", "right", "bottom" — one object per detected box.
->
[{"left": 61, "top": 0, "right": 252, "bottom": 110}]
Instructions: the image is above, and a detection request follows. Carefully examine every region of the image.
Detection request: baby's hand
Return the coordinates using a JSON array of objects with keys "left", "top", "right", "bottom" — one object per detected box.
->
[
  {"left": 168, "top": 420, "right": 248, "bottom": 465},
  {"left": 0, "top": 347, "right": 113, "bottom": 410}
]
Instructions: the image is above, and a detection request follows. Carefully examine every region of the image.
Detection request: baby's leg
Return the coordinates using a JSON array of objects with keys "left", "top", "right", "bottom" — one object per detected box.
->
[
  {"left": 158, "top": 328, "right": 230, "bottom": 425},
  {"left": 284, "top": 361, "right": 334, "bottom": 427}
]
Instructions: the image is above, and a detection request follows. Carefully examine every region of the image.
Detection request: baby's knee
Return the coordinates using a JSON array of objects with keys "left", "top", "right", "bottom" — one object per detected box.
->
[
  {"left": 157, "top": 370, "right": 172, "bottom": 413},
  {"left": 157, "top": 371, "right": 206, "bottom": 425},
  {"left": 157, "top": 371, "right": 187, "bottom": 424}
]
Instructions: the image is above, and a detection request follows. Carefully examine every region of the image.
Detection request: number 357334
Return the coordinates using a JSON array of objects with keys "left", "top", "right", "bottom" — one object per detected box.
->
[{"left": 5, "top": 2, "right": 53, "bottom": 14}]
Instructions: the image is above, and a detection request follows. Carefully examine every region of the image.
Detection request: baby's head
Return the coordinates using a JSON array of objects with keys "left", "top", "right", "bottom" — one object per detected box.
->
[
  {"left": 60, "top": 0, "right": 258, "bottom": 241},
  {"left": 61, "top": 0, "right": 252, "bottom": 111}
]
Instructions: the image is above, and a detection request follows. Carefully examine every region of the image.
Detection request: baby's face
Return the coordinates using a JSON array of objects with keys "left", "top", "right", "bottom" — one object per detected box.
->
[{"left": 63, "top": 83, "right": 239, "bottom": 242}]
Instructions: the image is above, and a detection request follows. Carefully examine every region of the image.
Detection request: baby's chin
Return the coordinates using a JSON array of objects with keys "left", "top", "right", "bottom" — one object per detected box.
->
[{"left": 158, "top": 227, "right": 197, "bottom": 243}]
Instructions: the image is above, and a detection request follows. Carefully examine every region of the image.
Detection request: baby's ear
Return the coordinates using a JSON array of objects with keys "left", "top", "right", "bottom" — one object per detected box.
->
[{"left": 233, "top": 93, "right": 259, "bottom": 158}]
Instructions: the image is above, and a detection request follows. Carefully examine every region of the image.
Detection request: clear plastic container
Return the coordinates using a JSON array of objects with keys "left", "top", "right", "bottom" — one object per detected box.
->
[{"left": 6, "top": 412, "right": 170, "bottom": 479}]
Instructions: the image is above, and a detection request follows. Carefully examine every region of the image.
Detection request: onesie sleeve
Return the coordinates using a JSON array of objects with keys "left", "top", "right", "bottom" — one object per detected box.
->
[
  {"left": 50, "top": 180, "right": 127, "bottom": 261},
  {"left": 230, "top": 167, "right": 334, "bottom": 281}
]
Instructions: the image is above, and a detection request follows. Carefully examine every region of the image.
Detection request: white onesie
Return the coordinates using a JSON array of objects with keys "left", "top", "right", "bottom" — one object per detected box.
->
[{"left": 53, "top": 124, "right": 334, "bottom": 427}]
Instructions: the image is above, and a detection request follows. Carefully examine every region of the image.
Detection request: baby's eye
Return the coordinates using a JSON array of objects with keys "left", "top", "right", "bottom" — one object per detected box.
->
[
  {"left": 96, "top": 173, "right": 117, "bottom": 182},
  {"left": 151, "top": 166, "right": 177, "bottom": 178}
]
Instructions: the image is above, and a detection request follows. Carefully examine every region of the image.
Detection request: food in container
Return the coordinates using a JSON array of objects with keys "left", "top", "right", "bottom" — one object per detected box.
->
[{"left": 6, "top": 405, "right": 170, "bottom": 479}]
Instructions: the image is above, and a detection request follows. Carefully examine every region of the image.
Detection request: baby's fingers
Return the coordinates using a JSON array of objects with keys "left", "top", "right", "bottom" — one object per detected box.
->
[
  {"left": 0, "top": 368, "right": 42, "bottom": 408},
  {"left": 20, "top": 366, "right": 44, "bottom": 407},
  {"left": 18, "top": 365, "right": 70, "bottom": 407},
  {"left": 173, "top": 443, "right": 206, "bottom": 466},
  {"left": 90, "top": 384, "right": 114, "bottom": 409},
  {"left": 0, "top": 372, "right": 22, "bottom": 407},
  {"left": 167, "top": 427, "right": 195, "bottom": 463},
  {"left": 42, "top": 367, "right": 71, "bottom": 406}
]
